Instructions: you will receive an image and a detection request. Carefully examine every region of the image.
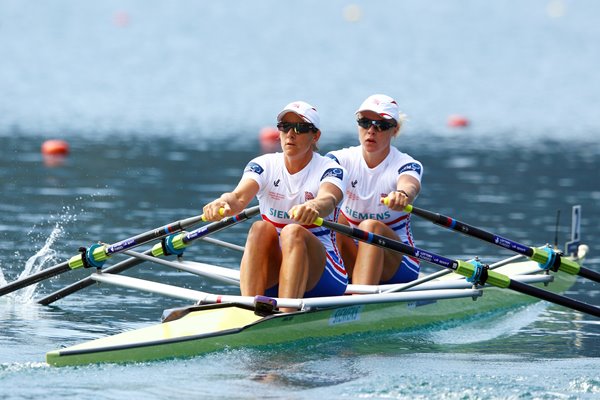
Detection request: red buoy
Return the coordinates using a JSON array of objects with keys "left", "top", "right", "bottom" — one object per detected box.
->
[
  {"left": 259, "top": 126, "right": 280, "bottom": 153},
  {"left": 447, "top": 115, "right": 470, "bottom": 128},
  {"left": 41, "top": 139, "right": 70, "bottom": 155}
]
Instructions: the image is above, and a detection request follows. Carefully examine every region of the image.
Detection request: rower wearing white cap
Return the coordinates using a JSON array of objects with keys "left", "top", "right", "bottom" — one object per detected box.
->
[
  {"left": 326, "top": 94, "right": 423, "bottom": 285},
  {"left": 203, "top": 101, "right": 348, "bottom": 311}
]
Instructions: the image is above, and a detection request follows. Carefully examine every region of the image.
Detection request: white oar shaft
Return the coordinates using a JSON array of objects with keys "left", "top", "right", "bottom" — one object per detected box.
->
[
  {"left": 199, "top": 237, "right": 244, "bottom": 252},
  {"left": 90, "top": 273, "right": 209, "bottom": 302},
  {"left": 88, "top": 267, "right": 556, "bottom": 315},
  {"left": 124, "top": 250, "right": 548, "bottom": 296},
  {"left": 353, "top": 274, "right": 553, "bottom": 294},
  {"left": 89, "top": 273, "right": 302, "bottom": 308},
  {"left": 122, "top": 250, "right": 240, "bottom": 285},
  {"left": 89, "top": 272, "right": 488, "bottom": 311},
  {"left": 379, "top": 269, "right": 450, "bottom": 294}
]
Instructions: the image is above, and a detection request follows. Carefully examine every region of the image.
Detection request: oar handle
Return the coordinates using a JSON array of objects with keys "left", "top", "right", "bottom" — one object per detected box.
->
[{"left": 200, "top": 207, "right": 226, "bottom": 222}]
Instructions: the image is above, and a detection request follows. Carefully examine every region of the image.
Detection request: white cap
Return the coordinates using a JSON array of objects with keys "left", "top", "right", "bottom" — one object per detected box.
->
[
  {"left": 355, "top": 94, "right": 400, "bottom": 121},
  {"left": 277, "top": 101, "right": 321, "bottom": 130}
]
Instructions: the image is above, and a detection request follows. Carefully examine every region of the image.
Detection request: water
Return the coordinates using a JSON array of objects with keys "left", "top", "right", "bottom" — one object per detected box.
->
[{"left": 1, "top": 0, "right": 600, "bottom": 398}]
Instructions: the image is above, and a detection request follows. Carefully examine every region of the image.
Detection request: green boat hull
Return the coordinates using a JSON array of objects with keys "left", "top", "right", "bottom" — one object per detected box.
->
[{"left": 47, "top": 260, "right": 577, "bottom": 367}]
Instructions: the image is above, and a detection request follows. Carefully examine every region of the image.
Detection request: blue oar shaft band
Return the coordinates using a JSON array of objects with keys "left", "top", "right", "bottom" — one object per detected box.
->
[{"left": 445, "top": 217, "right": 457, "bottom": 229}]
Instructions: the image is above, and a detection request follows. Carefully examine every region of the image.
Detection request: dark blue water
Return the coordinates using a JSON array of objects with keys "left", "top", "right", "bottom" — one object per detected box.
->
[{"left": 1, "top": 1, "right": 600, "bottom": 398}]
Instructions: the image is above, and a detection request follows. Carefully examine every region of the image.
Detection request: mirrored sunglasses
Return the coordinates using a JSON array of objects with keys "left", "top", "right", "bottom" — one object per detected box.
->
[
  {"left": 277, "top": 122, "right": 318, "bottom": 134},
  {"left": 357, "top": 118, "right": 397, "bottom": 131}
]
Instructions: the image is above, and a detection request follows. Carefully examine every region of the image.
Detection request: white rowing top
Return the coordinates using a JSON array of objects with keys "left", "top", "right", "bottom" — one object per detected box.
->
[{"left": 325, "top": 145, "right": 423, "bottom": 231}]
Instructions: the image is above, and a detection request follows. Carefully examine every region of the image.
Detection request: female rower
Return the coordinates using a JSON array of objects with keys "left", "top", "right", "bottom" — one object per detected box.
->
[
  {"left": 203, "top": 101, "right": 348, "bottom": 311},
  {"left": 326, "top": 94, "right": 423, "bottom": 285}
]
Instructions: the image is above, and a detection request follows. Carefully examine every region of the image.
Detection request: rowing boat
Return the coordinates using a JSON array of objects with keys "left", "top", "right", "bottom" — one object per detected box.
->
[
  {"left": 46, "top": 243, "right": 588, "bottom": 367},
  {"left": 0, "top": 203, "right": 593, "bottom": 366}
]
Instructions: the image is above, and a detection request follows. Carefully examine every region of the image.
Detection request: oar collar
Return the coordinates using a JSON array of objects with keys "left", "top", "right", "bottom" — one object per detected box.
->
[{"left": 78, "top": 244, "right": 107, "bottom": 269}]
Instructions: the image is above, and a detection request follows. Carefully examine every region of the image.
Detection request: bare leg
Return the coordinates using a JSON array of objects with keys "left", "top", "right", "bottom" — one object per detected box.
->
[
  {"left": 240, "top": 221, "right": 282, "bottom": 296},
  {"left": 351, "top": 219, "right": 403, "bottom": 285},
  {"left": 278, "top": 224, "right": 326, "bottom": 312}
]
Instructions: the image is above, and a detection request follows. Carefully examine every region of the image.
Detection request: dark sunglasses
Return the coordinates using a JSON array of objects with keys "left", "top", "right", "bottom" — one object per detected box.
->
[
  {"left": 357, "top": 118, "right": 397, "bottom": 131},
  {"left": 277, "top": 122, "right": 318, "bottom": 134}
]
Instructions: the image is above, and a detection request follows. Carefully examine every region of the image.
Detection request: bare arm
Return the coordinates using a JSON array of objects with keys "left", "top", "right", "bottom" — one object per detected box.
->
[
  {"left": 288, "top": 182, "right": 343, "bottom": 225},
  {"left": 202, "top": 178, "right": 259, "bottom": 221},
  {"left": 384, "top": 175, "right": 421, "bottom": 211}
]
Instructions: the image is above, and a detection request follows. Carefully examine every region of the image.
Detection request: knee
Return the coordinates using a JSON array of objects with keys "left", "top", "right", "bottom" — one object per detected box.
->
[
  {"left": 358, "top": 219, "right": 387, "bottom": 233},
  {"left": 247, "top": 221, "right": 277, "bottom": 242},
  {"left": 279, "top": 224, "right": 309, "bottom": 247}
]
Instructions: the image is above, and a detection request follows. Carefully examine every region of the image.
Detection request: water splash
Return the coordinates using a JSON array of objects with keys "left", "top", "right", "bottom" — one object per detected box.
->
[
  {"left": 0, "top": 268, "right": 7, "bottom": 287},
  {"left": 10, "top": 224, "right": 64, "bottom": 303},
  {"left": 2, "top": 204, "right": 79, "bottom": 303}
]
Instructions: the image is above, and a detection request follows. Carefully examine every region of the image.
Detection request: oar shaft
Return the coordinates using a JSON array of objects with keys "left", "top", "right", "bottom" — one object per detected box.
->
[
  {"left": 38, "top": 206, "right": 260, "bottom": 305},
  {"left": 103, "top": 214, "right": 206, "bottom": 256},
  {"left": 407, "top": 205, "right": 534, "bottom": 258},
  {"left": 406, "top": 205, "right": 598, "bottom": 283},
  {"left": 579, "top": 267, "right": 600, "bottom": 283},
  {"left": 318, "top": 218, "right": 600, "bottom": 318},
  {"left": 150, "top": 206, "right": 260, "bottom": 257},
  {"left": 1, "top": 213, "right": 209, "bottom": 298},
  {"left": 508, "top": 279, "right": 600, "bottom": 317},
  {"left": 321, "top": 220, "right": 459, "bottom": 270},
  {"left": 0, "top": 262, "right": 69, "bottom": 296},
  {"left": 37, "top": 252, "right": 149, "bottom": 305}
]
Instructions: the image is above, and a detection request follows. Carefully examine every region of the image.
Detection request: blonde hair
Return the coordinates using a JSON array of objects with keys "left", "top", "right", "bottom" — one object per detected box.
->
[{"left": 393, "top": 113, "right": 408, "bottom": 138}]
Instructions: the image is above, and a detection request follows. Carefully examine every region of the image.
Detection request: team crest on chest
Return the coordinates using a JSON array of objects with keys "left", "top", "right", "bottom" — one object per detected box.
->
[{"left": 305, "top": 191, "right": 315, "bottom": 201}]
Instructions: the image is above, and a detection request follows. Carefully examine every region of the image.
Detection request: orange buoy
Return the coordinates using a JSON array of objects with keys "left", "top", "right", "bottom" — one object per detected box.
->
[
  {"left": 259, "top": 126, "right": 280, "bottom": 152},
  {"left": 447, "top": 115, "right": 470, "bottom": 128},
  {"left": 41, "top": 139, "right": 70, "bottom": 156}
]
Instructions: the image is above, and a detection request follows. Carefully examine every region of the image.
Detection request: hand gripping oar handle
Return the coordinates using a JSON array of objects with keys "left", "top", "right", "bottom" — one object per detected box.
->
[
  {"left": 0, "top": 213, "right": 209, "bottom": 297},
  {"left": 150, "top": 208, "right": 230, "bottom": 257},
  {"left": 37, "top": 206, "right": 260, "bottom": 305},
  {"left": 314, "top": 217, "right": 600, "bottom": 318},
  {"left": 401, "top": 203, "right": 599, "bottom": 283}
]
